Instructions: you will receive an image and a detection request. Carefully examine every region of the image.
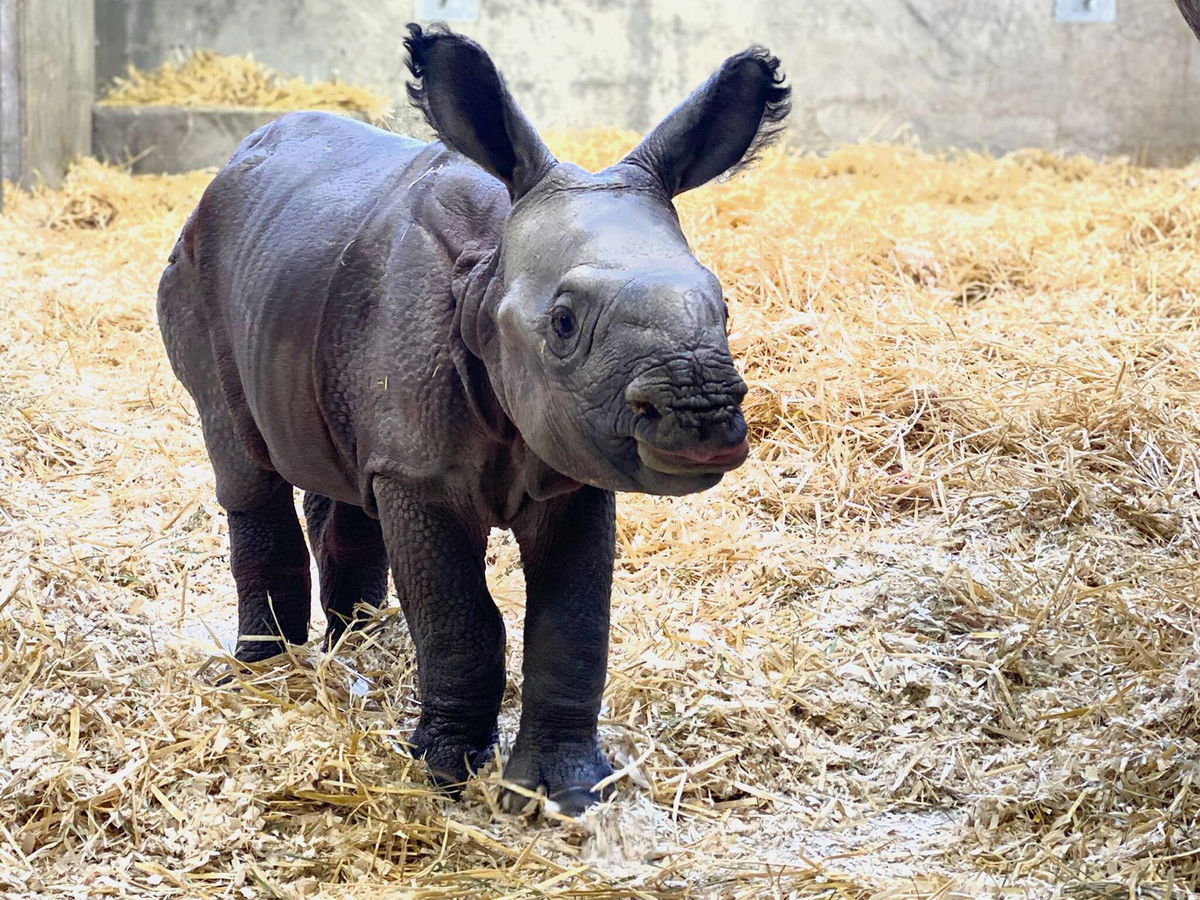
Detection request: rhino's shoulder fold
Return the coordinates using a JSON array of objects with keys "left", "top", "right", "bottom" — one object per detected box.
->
[{"left": 450, "top": 244, "right": 511, "bottom": 445}]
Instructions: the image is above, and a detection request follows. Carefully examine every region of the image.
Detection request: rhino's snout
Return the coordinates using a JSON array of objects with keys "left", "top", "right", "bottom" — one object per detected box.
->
[{"left": 625, "top": 366, "right": 749, "bottom": 476}]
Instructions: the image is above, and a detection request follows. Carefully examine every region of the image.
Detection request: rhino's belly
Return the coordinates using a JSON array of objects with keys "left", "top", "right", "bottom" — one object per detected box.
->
[
  {"left": 250, "top": 378, "right": 360, "bottom": 504},
  {"left": 240, "top": 315, "right": 361, "bottom": 506}
]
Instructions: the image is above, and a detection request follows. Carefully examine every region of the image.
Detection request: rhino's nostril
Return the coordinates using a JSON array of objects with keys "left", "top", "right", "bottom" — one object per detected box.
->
[{"left": 628, "top": 400, "right": 662, "bottom": 421}]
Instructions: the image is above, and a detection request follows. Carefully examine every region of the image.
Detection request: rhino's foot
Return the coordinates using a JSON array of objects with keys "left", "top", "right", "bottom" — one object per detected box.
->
[
  {"left": 233, "top": 638, "right": 293, "bottom": 663},
  {"left": 211, "top": 641, "right": 297, "bottom": 688},
  {"left": 410, "top": 719, "right": 498, "bottom": 795},
  {"left": 500, "top": 734, "right": 614, "bottom": 816},
  {"left": 321, "top": 610, "right": 384, "bottom": 653}
]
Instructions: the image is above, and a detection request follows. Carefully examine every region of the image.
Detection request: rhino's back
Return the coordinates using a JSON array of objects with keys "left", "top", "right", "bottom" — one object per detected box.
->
[{"left": 161, "top": 111, "right": 467, "bottom": 505}]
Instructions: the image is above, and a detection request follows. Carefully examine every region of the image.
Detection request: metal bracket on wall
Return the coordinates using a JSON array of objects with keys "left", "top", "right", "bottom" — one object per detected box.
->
[
  {"left": 1054, "top": 0, "right": 1116, "bottom": 23},
  {"left": 414, "top": 0, "right": 479, "bottom": 22}
]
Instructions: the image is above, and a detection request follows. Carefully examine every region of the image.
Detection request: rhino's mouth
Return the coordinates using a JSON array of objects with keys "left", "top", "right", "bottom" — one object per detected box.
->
[{"left": 635, "top": 437, "right": 749, "bottom": 476}]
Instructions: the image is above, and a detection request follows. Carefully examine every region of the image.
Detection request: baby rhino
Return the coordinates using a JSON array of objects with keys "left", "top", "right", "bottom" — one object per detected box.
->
[{"left": 158, "top": 24, "right": 789, "bottom": 813}]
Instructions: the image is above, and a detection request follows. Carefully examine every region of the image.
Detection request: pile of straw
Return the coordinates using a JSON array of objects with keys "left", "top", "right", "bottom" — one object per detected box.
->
[
  {"left": 98, "top": 50, "right": 392, "bottom": 122},
  {"left": 1, "top": 129, "right": 1198, "bottom": 898}
]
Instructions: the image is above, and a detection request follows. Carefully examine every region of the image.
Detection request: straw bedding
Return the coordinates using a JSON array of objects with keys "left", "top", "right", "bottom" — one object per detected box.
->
[
  {"left": 1, "top": 130, "right": 1198, "bottom": 898},
  {"left": 98, "top": 51, "right": 392, "bottom": 122}
]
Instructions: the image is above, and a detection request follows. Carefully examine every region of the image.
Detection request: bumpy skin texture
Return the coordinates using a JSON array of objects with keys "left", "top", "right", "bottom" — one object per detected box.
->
[{"left": 158, "top": 25, "right": 788, "bottom": 812}]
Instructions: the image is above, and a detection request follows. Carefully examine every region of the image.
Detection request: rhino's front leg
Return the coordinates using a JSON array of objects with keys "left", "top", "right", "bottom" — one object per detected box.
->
[
  {"left": 505, "top": 485, "right": 615, "bottom": 815},
  {"left": 373, "top": 477, "right": 506, "bottom": 789}
]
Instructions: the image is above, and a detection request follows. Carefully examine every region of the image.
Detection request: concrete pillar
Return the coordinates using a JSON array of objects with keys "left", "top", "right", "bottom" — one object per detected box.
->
[
  {"left": 0, "top": 0, "right": 94, "bottom": 189},
  {"left": 0, "top": 13, "right": 4, "bottom": 212}
]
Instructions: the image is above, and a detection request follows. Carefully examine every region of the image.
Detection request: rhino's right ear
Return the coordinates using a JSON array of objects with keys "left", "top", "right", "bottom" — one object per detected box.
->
[
  {"left": 405, "top": 23, "right": 556, "bottom": 199},
  {"left": 622, "top": 47, "right": 789, "bottom": 197}
]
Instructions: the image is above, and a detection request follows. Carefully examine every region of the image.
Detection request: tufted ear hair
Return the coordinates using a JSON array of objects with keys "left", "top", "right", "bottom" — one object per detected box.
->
[
  {"left": 404, "top": 23, "right": 556, "bottom": 199},
  {"left": 621, "top": 46, "right": 790, "bottom": 197}
]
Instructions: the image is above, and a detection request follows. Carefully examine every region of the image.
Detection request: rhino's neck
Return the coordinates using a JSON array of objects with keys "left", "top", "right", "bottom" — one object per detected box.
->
[
  {"left": 450, "top": 242, "right": 581, "bottom": 516},
  {"left": 450, "top": 242, "right": 507, "bottom": 439},
  {"left": 452, "top": 243, "right": 499, "bottom": 360}
]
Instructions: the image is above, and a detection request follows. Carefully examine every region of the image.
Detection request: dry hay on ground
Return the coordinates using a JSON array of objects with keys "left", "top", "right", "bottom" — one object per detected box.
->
[
  {"left": 1, "top": 132, "right": 1199, "bottom": 899},
  {"left": 97, "top": 50, "right": 392, "bottom": 122}
]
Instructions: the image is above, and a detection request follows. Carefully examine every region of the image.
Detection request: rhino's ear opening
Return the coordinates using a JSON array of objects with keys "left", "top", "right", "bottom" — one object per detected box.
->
[
  {"left": 622, "top": 47, "right": 790, "bottom": 198},
  {"left": 405, "top": 23, "right": 556, "bottom": 199}
]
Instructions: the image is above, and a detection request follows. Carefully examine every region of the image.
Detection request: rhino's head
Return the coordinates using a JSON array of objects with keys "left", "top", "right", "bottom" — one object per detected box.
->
[{"left": 406, "top": 25, "right": 788, "bottom": 496}]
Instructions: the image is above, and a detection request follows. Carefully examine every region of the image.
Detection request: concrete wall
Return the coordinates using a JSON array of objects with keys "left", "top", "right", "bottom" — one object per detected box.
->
[
  {"left": 1, "top": 0, "right": 94, "bottom": 187},
  {"left": 93, "top": 0, "right": 1200, "bottom": 164}
]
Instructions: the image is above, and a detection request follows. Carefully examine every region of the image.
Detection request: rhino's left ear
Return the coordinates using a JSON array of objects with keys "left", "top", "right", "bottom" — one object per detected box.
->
[
  {"left": 622, "top": 47, "right": 790, "bottom": 197},
  {"left": 405, "top": 23, "right": 556, "bottom": 199}
]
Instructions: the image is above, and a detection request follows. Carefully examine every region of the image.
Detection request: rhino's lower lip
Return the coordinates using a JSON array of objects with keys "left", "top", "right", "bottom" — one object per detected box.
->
[{"left": 635, "top": 438, "right": 749, "bottom": 475}]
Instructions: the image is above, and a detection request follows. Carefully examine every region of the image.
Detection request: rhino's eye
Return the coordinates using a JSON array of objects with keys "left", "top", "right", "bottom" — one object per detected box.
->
[{"left": 550, "top": 305, "right": 576, "bottom": 340}]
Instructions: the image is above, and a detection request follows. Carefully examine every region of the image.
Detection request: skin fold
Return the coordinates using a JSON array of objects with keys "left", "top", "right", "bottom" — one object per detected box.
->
[{"left": 157, "top": 23, "right": 789, "bottom": 814}]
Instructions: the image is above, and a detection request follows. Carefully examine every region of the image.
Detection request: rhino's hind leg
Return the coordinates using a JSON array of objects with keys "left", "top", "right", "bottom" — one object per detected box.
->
[
  {"left": 186, "top": 389, "right": 311, "bottom": 663},
  {"left": 159, "top": 260, "right": 311, "bottom": 663},
  {"left": 228, "top": 478, "right": 312, "bottom": 662},
  {"left": 303, "top": 493, "right": 389, "bottom": 648},
  {"left": 373, "top": 477, "right": 505, "bottom": 790}
]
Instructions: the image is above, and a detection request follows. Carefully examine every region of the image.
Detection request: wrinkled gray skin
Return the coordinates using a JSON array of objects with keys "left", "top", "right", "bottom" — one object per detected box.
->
[{"left": 158, "top": 24, "right": 789, "bottom": 815}]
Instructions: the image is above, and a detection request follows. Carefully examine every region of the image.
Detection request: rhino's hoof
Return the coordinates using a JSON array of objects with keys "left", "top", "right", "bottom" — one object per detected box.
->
[
  {"left": 425, "top": 765, "right": 468, "bottom": 797},
  {"left": 550, "top": 785, "right": 606, "bottom": 817},
  {"left": 410, "top": 721, "right": 497, "bottom": 796},
  {"left": 498, "top": 781, "right": 542, "bottom": 815},
  {"left": 212, "top": 643, "right": 293, "bottom": 686},
  {"left": 498, "top": 781, "right": 609, "bottom": 817},
  {"left": 233, "top": 640, "right": 291, "bottom": 664},
  {"left": 499, "top": 736, "right": 614, "bottom": 817}
]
